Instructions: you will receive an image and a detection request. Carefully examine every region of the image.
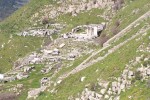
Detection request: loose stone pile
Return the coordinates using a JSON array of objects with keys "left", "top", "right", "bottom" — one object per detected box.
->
[
  {"left": 1, "top": 26, "right": 98, "bottom": 100},
  {"left": 17, "top": 23, "right": 65, "bottom": 37},
  {"left": 27, "top": 86, "right": 47, "bottom": 99}
]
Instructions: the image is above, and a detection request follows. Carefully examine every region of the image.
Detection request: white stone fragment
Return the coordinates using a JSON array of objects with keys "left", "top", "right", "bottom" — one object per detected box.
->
[{"left": 80, "top": 77, "right": 86, "bottom": 82}]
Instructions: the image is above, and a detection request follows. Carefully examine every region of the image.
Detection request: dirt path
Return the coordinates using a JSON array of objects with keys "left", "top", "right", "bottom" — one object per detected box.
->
[{"left": 58, "top": 10, "right": 150, "bottom": 80}]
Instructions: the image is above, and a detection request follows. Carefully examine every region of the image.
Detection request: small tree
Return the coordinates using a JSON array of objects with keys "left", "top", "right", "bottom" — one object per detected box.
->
[
  {"left": 115, "top": 20, "right": 120, "bottom": 27},
  {"left": 100, "top": 35, "right": 109, "bottom": 47},
  {"left": 93, "top": 0, "right": 97, "bottom": 4},
  {"left": 111, "top": 27, "right": 119, "bottom": 35},
  {"left": 90, "top": 83, "right": 96, "bottom": 91},
  {"left": 135, "top": 71, "right": 142, "bottom": 80},
  {"left": 14, "top": 61, "right": 21, "bottom": 68},
  {"left": 113, "top": 3, "right": 119, "bottom": 11},
  {"left": 112, "top": 0, "right": 125, "bottom": 11},
  {"left": 111, "top": 20, "right": 120, "bottom": 35},
  {"left": 42, "top": 17, "right": 49, "bottom": 25}
]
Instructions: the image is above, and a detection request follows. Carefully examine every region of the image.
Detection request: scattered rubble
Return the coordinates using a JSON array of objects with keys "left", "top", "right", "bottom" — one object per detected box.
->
[
  {"left": 17, "top": 23, "right": 65, "bottom": 37},
  {"left": 27, "top": 86, "right": 47, "bottom": 99},
  {"left": 41, "top": 77, "right": 50, "bottom": 86},
  {"left": 75, "top": 55, "right": 150, "bottom": 100},
  {"left": 1, "top": 2, "right": 150, "bottom": 100},
  {"left": 30, "top": 0, "right": 114, "bottom": 23}
]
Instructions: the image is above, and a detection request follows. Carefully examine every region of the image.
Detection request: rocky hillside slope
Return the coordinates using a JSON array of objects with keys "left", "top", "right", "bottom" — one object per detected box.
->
[{"left": 0, "top": 0, "right": 150, "bottom": 100}]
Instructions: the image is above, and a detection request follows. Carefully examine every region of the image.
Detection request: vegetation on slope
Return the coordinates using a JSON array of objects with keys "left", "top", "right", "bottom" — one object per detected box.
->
[
  {"left": 39, "top": 32, "right": 150, "bottom": 100},
  {"left": 0, "top": 0, "right": 56, "bottom": 72},
  {"left": 0, "top": 0, "right": 150, "bottom": 100},
  {"left": 56, "top": 8, "right": 105, "bottom": 33},
  {"left": 106, "top": 0, "right": 150, "bottom": 36}
]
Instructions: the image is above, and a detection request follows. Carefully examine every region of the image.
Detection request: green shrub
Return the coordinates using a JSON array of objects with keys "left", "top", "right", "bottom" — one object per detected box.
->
[
  {"left": 42, "top": 17, "right": 49, "bottom": 25},
  {"left": 135, "top": 71, "right": 142, "bottom": 80}
]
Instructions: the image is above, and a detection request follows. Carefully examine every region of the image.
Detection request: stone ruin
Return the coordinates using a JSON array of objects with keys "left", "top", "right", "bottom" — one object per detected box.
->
[
  {"left": 20, "top": 29, "right": 56, "bottom": 37},
  {"left": 17, "top": 23, "right": 65, "bottom": 37},
  {"left": 0, "top": 74, "right": 4, "bottom": 82},
  {"left": 62, "top": 23, "right": 106, "bottom": 40}
]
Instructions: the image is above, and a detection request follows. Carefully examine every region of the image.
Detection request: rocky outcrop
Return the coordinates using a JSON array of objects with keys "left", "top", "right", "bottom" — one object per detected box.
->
[
  {"left": 74, "top": 54, "right": 150, "bottom": 100},
  {"left": 58, "top": 10, "right": 150, "bottom": 81},
  {"left": 27, "top": 86, "right": 47, "bottom": 99},
  {"left": 17, "top": 23, "right": 66, "bottom": 37},
  {"left": 30, "top": 0, "right": 114, "bottom": 23}
]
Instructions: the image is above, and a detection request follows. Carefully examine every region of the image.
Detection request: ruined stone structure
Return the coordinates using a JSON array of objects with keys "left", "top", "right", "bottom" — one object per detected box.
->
[
  {"left": 86, "top": 24, "right": 105, "bottom": 37},
  {"left": 17, "top": 23, "right": 65, "bottom": 37},
  {"left": 72, "top": 23, "right": 105, "bottom": 39}
]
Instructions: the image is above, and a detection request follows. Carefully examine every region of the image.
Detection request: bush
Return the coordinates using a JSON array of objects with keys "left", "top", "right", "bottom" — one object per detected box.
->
[
  {"left": 135, "top": 71, "right": 142, "bottom": 80},
  {"left": 93, "top": 0, "right": 97, "bottom": 4},
  {"left": 131, "top": 78, "right": 136, "bottom": 84},
  {"left": 113, "top": 3, "right": 120, "bottom": 11},
  {"left": 43, "top": 38, "right": 52, "bottom": 46},
  {"left": 111, "top": 20, "right": 120, "bottom": 35},
  {"left": 100, "top": 35, "right": 109, "bottom": 47},
  {"left": 90, "top": 83, "right": 99, "bottom": 91},
  {"left": 115, "top": 20, "right": 120, "bottom": 27},
  {"left": 111, "top": 26, "right": 120, "bottom": 35},
  {"left": 14, "top": 61, "right": 21, "bottom": 67},
  {"left": 112, "top": 0, "right": 125, "bottom": 11},
  {"left": 42, "top": 17, "right": 49, "bottom": 25}
]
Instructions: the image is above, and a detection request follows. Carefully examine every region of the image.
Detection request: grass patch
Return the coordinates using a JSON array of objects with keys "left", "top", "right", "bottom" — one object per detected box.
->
[
  {"left": 106, "top": 0, "right": 150, "bottom": 36},
  {"left": 120, "top": 80, "right": 150, "bottom": 100},
  {"left": 56, "top": 8, "right": 105, "bottom": 33},
  {"left": 0, "top": 35, "right": 43, "bottom": 73}
]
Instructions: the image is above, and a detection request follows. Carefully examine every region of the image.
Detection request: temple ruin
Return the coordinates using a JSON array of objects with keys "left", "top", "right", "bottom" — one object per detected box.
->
[{"left": 71, "top": 23, "right": 106, "bottom": 39}]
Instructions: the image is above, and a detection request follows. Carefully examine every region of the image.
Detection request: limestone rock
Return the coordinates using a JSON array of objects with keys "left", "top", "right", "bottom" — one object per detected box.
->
[
  {"left": 80, "top": 77, "right": 86, "bottom": 82},
  {"left": 27, "top": 86, "right": 46, "bottom": 99},
  {"left": 104, "top": 95, "right": 109, "bottom": 99},
  {"left": 146, "top": 68, "right": 150, "bottom": 76},
  {"left": 100, "top": 89, "right": 106, "bottom": 95}
]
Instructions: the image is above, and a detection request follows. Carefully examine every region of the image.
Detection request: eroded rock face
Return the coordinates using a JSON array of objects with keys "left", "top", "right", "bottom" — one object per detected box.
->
[{"left": 30, "top": 0, "right": 114, "bottom": 23}]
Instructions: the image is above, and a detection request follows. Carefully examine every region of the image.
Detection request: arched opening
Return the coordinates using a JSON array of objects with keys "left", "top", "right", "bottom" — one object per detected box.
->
[{"left": 97, "top": 30, "right": 103, "bottom": 37}]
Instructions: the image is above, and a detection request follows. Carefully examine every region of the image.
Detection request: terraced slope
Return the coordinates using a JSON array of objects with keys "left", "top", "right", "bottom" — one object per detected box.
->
[
  {"left": 0, "top": 0, "right": 150, "bottom": 100},
  {"left": 58, "top": 11, "right": 150, "bottom": 80}
]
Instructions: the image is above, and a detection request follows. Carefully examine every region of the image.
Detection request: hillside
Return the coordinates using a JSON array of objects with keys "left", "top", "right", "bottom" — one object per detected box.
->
[{"left": 0, "top": 0, "right": 150, "bottom": 100}]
